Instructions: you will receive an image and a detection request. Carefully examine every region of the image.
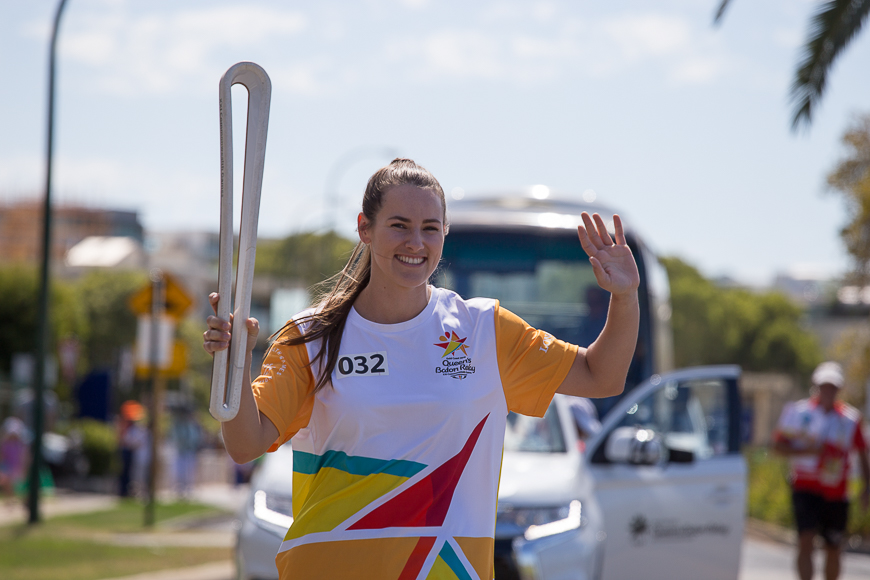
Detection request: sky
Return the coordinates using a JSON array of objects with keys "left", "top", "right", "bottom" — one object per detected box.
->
[{"left": 2, "top": 0, "right": 869, "bottom": 286}]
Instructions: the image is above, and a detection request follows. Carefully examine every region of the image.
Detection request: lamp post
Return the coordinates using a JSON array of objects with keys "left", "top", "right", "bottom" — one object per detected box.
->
[{"left": 29, "top": 0, "right": 70, "bottom": 525}]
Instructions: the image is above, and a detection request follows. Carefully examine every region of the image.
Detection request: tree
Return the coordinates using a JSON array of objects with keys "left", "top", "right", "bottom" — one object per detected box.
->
[
  {"left": 715, "top": 0, "right": 870, "bottom": 129},
  {"left": 827, "top": 113, "right": 870, "bottom": 278},
  {"left": 0, "top": 265, "right": 84, "bottom": 377},
  {"left": 826, "top": 113, "right": 870, "bottom": 408},
  {"left": 255, "top": 231, "right": 357, "bottom": 286},
  {"left": 73, "top": 270, "right": 146, "bottom": 369},
  {"left": 661, "top": 257, "right": 822, "bottom": 377}
]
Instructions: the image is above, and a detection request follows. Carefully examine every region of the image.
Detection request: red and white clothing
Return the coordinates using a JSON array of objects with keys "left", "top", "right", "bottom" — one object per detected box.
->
[
  {"left": 252, "top": 287, "right": 578, "bottom": 580},
  {"left": 774, "top": 397, "right": 867, "bottom": 501}
]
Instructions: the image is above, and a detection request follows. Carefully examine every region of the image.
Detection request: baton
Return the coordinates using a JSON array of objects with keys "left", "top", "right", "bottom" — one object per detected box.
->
[{"left": 210, "top": 62, "right": 271, "bottom": 422}]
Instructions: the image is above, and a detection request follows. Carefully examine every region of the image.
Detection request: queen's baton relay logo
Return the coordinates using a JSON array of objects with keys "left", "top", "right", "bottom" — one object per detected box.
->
[{"left": 434, "top": 330, "right": 475, "bottom": 379}]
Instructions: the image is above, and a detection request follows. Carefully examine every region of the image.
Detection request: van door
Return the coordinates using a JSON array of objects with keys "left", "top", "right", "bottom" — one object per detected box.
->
[{"left": 586, "top": 366, "right": 745, "bottom": 580}]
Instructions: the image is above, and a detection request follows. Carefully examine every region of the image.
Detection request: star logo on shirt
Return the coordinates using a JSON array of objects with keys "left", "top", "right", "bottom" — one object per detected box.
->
[{"left": 434, "top": 330, "right": 470, "bottom": 358}]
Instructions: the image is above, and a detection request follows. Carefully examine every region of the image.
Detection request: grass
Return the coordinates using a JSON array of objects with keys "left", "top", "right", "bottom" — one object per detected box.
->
[
  {"left": 746, "top": 447, "right": 870, "bottom": 536},
  {"left": 0, "top": 499, "right": 232, "bottom": 580}
]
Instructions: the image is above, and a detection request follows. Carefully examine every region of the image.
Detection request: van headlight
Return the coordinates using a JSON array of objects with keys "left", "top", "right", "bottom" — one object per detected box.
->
[
  {"left": 251, "top": 489, "right": 294, "bottom": 532},
  {"left": 497, "top": 500, "right": 585, "bottom": 541}
]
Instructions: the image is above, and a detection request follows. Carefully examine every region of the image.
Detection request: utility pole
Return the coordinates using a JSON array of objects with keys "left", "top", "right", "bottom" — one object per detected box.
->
[
  {"left": 29, "top": 0, "right": 70, "bottom": 525},
  {"left": 144, "top": 269, "right": 165, "bottom": 527}
]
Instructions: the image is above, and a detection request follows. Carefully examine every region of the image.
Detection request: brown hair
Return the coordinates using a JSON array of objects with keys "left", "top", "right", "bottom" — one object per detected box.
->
[{"left": 272, "top": 158, "right": 446, "bottom": 391}]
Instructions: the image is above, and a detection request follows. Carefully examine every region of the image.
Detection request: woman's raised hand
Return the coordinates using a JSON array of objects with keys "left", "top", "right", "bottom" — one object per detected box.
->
[
  {"left": 202, "top": 292, "right": 260, "bottom": 354},
  {"left": 577, "top": 212, "right": 640, "bottom": 297}
]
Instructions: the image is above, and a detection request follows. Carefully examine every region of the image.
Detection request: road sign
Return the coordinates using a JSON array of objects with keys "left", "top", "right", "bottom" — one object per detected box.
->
[
  {"left": 128, "top": 273, "right": 193, "bottom": 319},
  {"left": 135, "top": 339, "right": 188, "bottom": 379}
]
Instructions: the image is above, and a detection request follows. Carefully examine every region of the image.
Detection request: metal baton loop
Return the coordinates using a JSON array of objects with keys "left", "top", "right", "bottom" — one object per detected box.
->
[{"left": 210, "top": 62, "right": 271, "bottom": 422}]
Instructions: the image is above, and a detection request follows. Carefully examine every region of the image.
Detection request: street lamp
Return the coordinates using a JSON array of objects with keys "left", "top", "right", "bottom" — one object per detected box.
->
[{"left": 29, "top": 0, "right": 70, "bottom": 525}]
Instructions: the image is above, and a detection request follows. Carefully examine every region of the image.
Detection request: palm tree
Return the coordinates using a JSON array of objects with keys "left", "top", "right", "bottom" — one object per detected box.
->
[{"left": 715, "top": 0, "right": 870, "bottom": 131}]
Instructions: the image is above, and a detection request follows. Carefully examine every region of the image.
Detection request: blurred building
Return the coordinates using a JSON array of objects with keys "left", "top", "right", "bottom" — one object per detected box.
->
[{"left": 0, "top": 199, "right": 143, "bottom": 265}]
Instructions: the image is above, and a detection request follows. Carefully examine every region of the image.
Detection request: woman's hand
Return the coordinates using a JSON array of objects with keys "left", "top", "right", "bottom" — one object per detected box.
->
[
  {"left": 202, "top": 292, "right": 259, "bottom": 355},
  {"left": 577, "top": 212, "right": 640, "bottom": 297}
]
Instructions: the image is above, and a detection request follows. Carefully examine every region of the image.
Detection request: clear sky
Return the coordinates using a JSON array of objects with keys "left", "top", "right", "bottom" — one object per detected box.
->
[{"left": 2, "top": 0, "right": 869, "bottom": 285}]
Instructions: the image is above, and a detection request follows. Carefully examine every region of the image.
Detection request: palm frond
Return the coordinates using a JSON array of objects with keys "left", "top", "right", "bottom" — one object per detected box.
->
[
  {"left": 790, "top": 0, "right": 870, "bottom": 131},
  {"left": 713, "top": 0, "right": 732, "bottom": 25}
]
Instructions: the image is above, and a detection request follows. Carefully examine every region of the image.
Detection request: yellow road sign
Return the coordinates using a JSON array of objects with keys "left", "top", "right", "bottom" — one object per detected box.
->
[
  {"left": 129, "top": 273, "right": 193, "bottom": 319},
  {"left": 135, "top": 339, "right": 189, "bottom": 379}
]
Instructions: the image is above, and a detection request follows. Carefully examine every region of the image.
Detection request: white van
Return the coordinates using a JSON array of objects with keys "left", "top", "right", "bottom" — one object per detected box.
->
[{"left": 235, "top": 190, "right": 746, "bottom": 580}]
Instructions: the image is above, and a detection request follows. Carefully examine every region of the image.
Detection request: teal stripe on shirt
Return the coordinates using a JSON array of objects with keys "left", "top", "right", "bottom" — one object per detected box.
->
[
  {"left": 439, "top": 541, "right": 475, "bottom": 580},
  {"left": 293, "top": 449, "right": 426, "bottom": 478}
]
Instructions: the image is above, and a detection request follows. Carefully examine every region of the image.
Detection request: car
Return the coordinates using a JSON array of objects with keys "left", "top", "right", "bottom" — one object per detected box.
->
[
  {"left": 236, "top": 444, "right": 291, "bottom": 580},
  {"left": 505, "top": 365, "right": 744, "bottom": 580},
  {"left": 234, "top": 189, "right": 746, "bottom": 579}
]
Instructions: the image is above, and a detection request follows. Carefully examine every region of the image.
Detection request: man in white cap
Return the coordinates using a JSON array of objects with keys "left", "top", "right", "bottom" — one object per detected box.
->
[{"left": 773, "top": 361, "right": 870, "bottom": 580}]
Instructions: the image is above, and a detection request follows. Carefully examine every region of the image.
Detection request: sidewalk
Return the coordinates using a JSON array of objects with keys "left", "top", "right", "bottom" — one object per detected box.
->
[
  {"left": 0, "top": 482, "right": 248, "bottom": 529},
  {"left": 1, "top": 482, "right": 249, "bottom": 580}
]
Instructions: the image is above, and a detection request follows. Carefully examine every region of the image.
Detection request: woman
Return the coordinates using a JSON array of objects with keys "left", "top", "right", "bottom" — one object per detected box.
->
[{"left": 203, "top": 158, "right": 639, "bottom": 579}]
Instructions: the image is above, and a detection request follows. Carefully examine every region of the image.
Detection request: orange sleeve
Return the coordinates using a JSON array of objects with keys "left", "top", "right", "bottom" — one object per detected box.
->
[
  {"left": 251, "top": 324, "right": 317, "bottom": 452},
  {"left": 495, "top": 302, "right": 579, "bottom": 417}
]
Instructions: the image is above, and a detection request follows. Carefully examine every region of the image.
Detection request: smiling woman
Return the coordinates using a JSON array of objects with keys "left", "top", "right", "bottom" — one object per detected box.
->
[{"left": 201, "top": 157, "right": 640, "bottom": 580}]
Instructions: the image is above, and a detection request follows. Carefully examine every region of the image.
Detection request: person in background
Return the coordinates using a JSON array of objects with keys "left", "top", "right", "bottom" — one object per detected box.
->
[
  {"left": 117, "top": 400, "right": 144, "bottom": 497},
  {"left": 118, "top": 400, "right": 149, "bottom": 498},
  {"left": 773, "top": 361, "right": 870, "bottom": 580},
  {"left": 566, "top": 397, "right": 601, "bottom": 450},
  {"left": 0, "top": 417, "right": 29, "bottom": 498},
  {"left": 171, "top": 406, "right": 201, "bottom": 499}
]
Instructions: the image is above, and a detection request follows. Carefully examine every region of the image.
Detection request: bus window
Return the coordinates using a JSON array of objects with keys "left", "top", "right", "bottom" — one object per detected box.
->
[{"left": 437, "top": 229, "right": 652, "bottom": 415}]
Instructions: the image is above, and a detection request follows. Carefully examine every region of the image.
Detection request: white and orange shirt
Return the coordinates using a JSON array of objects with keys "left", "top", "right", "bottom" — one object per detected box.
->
[
  {"left": 774, "top": 397, "right": 867, "bottom": 501},
  {"left": 252, "top": 286, "right": 578, "bottom": 580}
]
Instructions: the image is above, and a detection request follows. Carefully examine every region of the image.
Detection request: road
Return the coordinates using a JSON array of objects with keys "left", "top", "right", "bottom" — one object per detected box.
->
[
  {"left": 94, "top": 537, "right": 870, "bottom": 580},
  {"left": 741, "top": 538, "right": 870, "bottom": 580}
]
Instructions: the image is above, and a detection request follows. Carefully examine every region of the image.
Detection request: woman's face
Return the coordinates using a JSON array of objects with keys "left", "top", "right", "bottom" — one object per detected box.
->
[{"left": 359, "top": 184, "right": 446, "bottom": 293}]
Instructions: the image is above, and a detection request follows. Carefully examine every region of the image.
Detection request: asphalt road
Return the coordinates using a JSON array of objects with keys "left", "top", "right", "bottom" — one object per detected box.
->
[
  {"left": 94, "top": 537, "right": 870, "bottom": 580},
  {"left": 741, "top": 538, "right": 870, "bottom": 580}
]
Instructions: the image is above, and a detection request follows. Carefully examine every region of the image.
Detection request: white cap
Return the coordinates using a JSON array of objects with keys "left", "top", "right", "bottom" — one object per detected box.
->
[{"left": 812, "top": 361, "right": 844, "bottom": 389}]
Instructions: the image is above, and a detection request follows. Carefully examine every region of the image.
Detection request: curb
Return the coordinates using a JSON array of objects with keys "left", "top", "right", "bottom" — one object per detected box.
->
[{"left": 97, "top": 561, "right": 233, "bottom": 580}]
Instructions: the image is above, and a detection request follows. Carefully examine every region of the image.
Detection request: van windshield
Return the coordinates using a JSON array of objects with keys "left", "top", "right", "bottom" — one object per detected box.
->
[
  {"left": 437, "top": 230, "right": 607, "bottom": 348},
  {"left": 504, "top": 405, "right": 566, "bottom": 453}
]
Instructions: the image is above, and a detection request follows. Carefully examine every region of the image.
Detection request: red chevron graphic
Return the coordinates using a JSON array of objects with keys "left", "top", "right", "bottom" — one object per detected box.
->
[
  {"left": 348, "top": 415, "right": 489, "bottom": 530},
  {"left": 397, "top": 536, "right": 436, "bottom": 580}
]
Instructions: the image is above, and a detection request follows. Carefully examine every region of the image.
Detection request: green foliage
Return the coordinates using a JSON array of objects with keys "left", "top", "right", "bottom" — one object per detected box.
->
[
  {"left": 0, "top": 266, "right": 86, "bottom": 376},
  {"left": 661, "top": 256, "right": 822, "bottom": 376},
  {"left": 73, "top": 270, "right": 145, "bottom": 369},
  {"left": 0, "top": 266, "right": 39, "bottom": 374},
  {"left": 745, "top": 447, "right": 794, "bottom": 527},
  {"left": 75, "top": 418, "right": 118, "bottom": 476},
  {"left": 745, "top": 447, "right": 870, "bottom": 536},
  {"left": 255, "top": 230, "right": 357, "bottom": 286},
  {"left": 828, "top": 113, "right": 870, "bottom": 279}
]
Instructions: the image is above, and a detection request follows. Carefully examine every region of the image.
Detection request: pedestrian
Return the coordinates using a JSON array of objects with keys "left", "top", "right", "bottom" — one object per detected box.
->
[
  {"left": 566, "top": 396, "right": 602, "bottom": 444},
  {"left": 170, "top": 406, "right": 201, "bottom": 499},
  {"left": 118, "top": 402, "right": 150, "bottom": 499},
  {"left": 202, "top": 158, "right": 640, "bottom": 579},
  {"left": 773, "top": 361, "right": 870, "bottom": 580},
  {"left": 117, "top": 400, "right": 144, "bottom": 497},
  {"left": 0, "top": 417, "right": 29, "bottom": 498}
]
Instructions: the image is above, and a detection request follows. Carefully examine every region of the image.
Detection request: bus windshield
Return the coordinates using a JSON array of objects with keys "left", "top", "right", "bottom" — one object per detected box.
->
[
  {"left": 437, "top": 228, "right": 650, "bottom": 417},
  {"left": 437, "top": 230, "right": 607, "bottom": 348}
]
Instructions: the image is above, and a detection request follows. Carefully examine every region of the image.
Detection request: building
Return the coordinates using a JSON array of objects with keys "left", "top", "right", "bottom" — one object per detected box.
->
[{"left": 0, "top": 199, "right": 143, "bottom": 265}]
